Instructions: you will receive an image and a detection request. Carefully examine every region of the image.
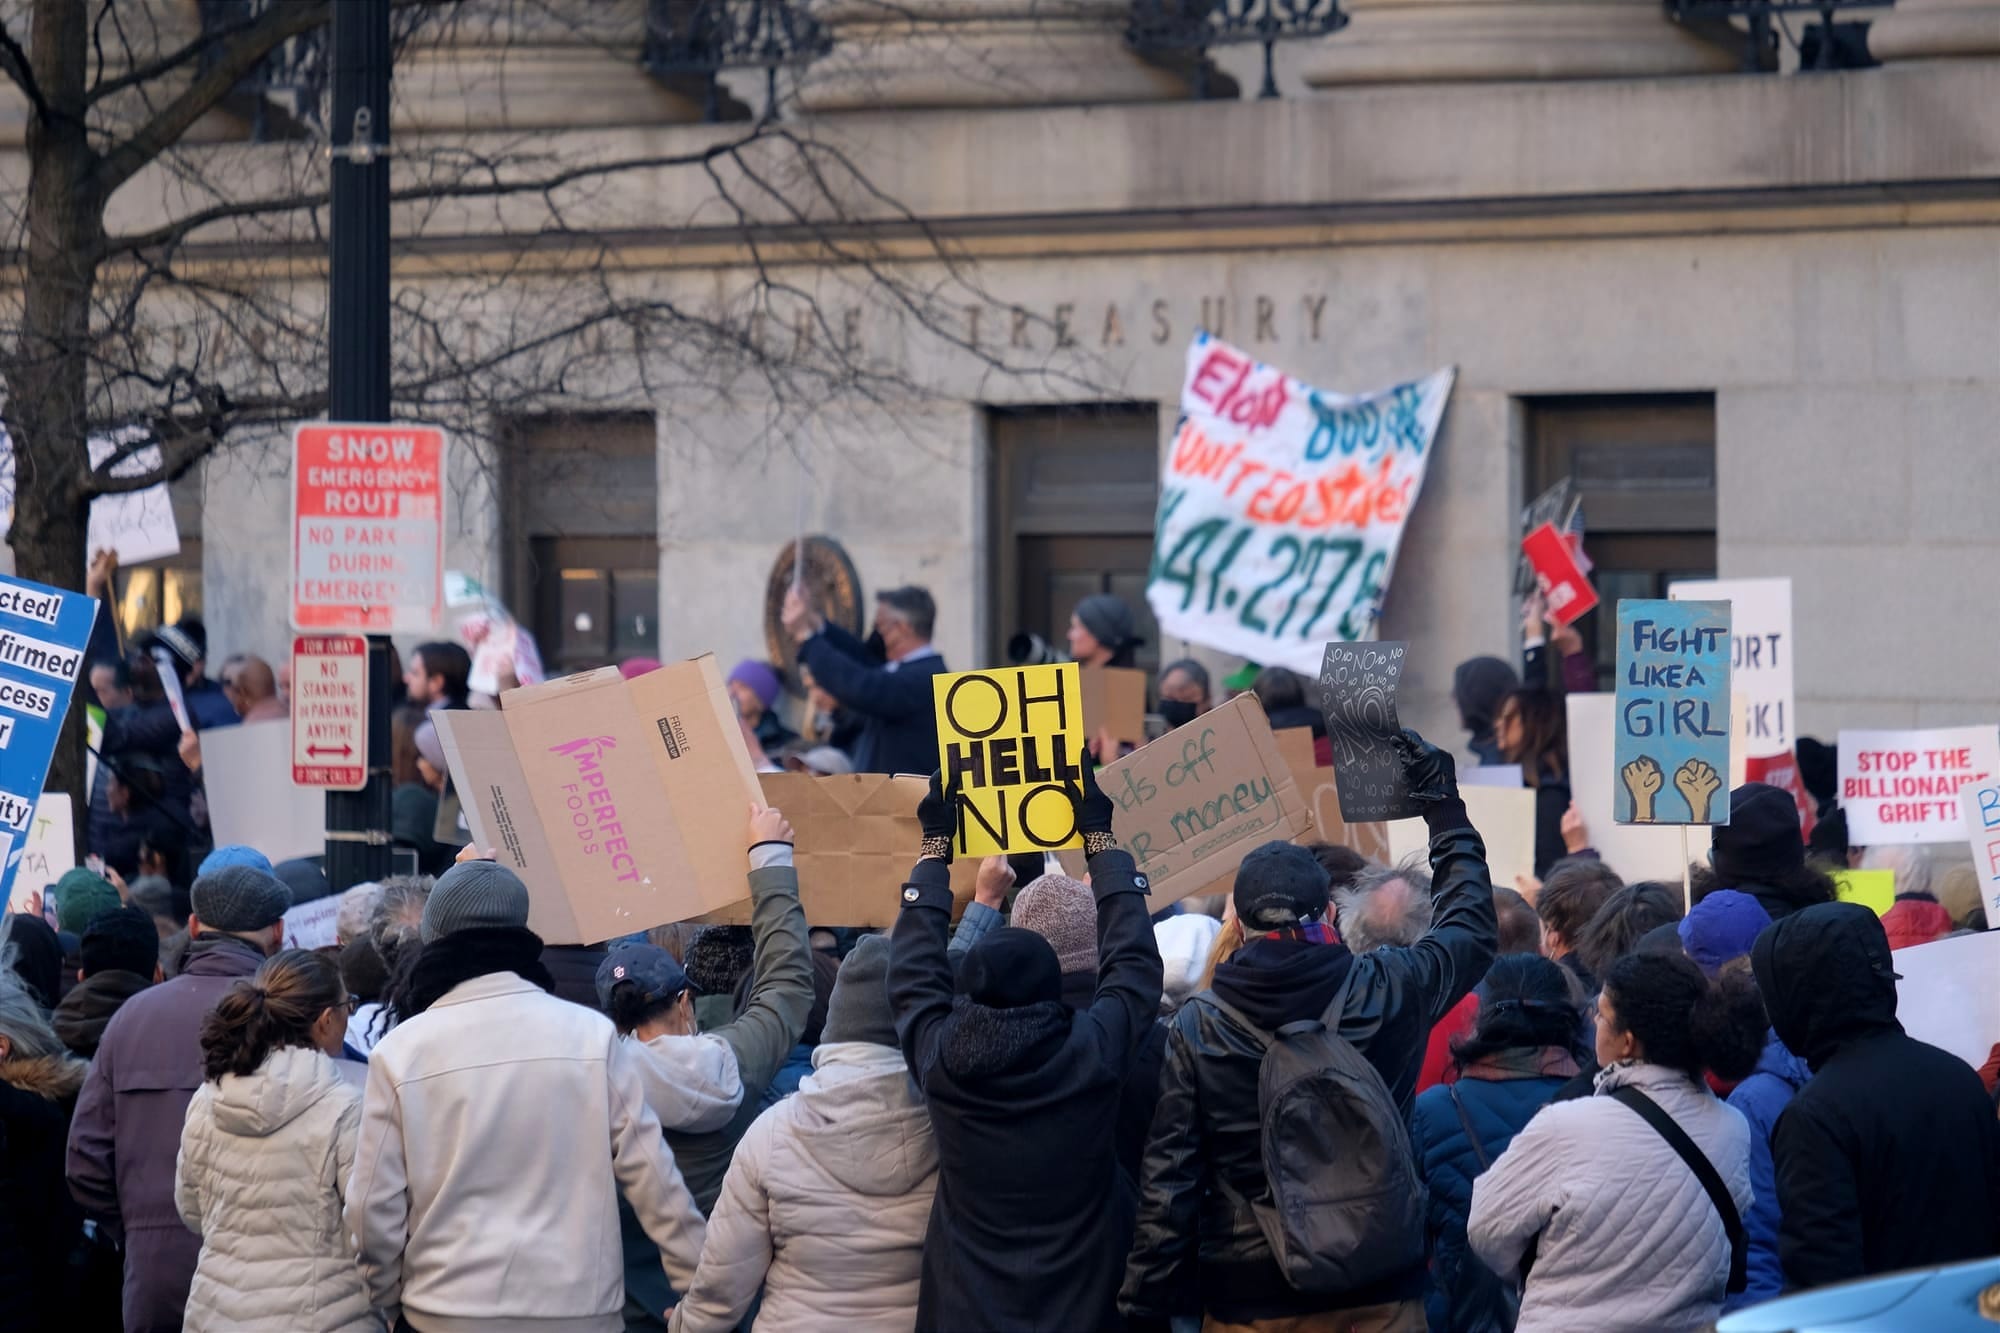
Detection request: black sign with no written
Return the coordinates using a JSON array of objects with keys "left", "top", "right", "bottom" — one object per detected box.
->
[{"left": 1318, "top": 641, "right": 1420, "bottom": 823}]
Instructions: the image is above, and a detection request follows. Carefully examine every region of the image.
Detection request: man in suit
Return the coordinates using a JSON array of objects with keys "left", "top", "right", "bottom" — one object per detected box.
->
[{"left": 784, "top": 584, "right": 946, "bottom": 776}]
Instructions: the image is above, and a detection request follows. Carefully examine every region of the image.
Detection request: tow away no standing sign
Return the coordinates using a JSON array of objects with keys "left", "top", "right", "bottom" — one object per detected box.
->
[{"left": 292, "top": 635, "right": 368, "bottom": 790}]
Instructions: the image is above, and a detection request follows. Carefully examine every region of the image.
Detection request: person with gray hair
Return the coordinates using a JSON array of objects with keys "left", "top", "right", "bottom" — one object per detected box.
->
[
  {"left": 1335, "top": 857, "right": 1437, "bottom": 954},
  {"left": 347, "top": 875, "right": 432, "bottom": 1055},
  {"left": 784, "top": 581, "right": 948, "bottom": 776},
  {"left": 2, "top": 967, "right": 93, "bottom": 1329}
]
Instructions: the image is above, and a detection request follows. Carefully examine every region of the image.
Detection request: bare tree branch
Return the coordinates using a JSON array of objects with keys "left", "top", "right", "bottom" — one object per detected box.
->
[{"left": 0, "top": 16, "right": 51, "bottom": 127}]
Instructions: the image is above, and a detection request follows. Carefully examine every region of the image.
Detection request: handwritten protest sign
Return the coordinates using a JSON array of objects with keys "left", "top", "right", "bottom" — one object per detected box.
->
[
  {"left": 1568, "top": 693, "right": 1711, "bottom": 883},
  {"left": 86, "top": 430, "right": 181, "bottom": 566},
  {"left": 1839, "top": 726, "right": 2000, "bottom": 845},
  {"left": 1962, "top": 780, "right": 2000, "bottom": 923},
  {"left": 1668, "top": 578, "right": 1793, "bottom": 759},
  {"left": 282, "top": 895, "right": 343, "bottom": 950},
  {"left": 6, "top": 794, "right": 74, "bottom": 914},
  {"left": 1830, "top": 868, "right": 1894, "bottom": 916},
  {"left": 1147, "top": 333, "right": 1454, "bottom": 675},
  {"left": 1318, "top": 641, "right": 1418, "bottom": 822},
  {"left": 934, "top": 663, "right": 1084, "bottom": 857},
  {"left": 1273, "top": 727, "right": 1390, "bottom": 863},
  {"left": 1613, "top": 600, "right": 1731, "bottom": 825},
  {"left": 1521, "top": 523, "right": 1597, "bottom": 627},
  {"left": 1098, "top": 693, "right": 1312, "bottom": 907}
]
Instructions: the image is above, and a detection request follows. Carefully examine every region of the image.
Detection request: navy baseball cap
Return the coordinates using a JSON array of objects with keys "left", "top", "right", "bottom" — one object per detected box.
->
[{"left": 594, "top": 943, "right": 692, "bottom": 1012}]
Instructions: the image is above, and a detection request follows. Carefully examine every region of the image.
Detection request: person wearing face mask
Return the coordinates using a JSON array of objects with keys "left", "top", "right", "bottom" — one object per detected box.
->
[
  {"left": 1157, "top": 659, "right": 1211, "bottom": 731},
  {"left": 783, "top": 584, "right": 948, "bottom": 777}
]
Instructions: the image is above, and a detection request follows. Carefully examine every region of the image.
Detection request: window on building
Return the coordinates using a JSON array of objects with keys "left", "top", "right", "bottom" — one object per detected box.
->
[
  {"left": 989, "top": 404, "right": 1161, "bottom": 676},
  {"left": 1527, "top": 395, "right": 1717, "bottom": 690},
  {"left": 503, "top": 413, "right": 658, "bottom": 676}
]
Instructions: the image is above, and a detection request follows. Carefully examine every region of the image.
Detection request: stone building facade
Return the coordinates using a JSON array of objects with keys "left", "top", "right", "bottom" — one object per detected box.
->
[{"left": 10, "top": 0, "right": 2000, "bottom": 746}]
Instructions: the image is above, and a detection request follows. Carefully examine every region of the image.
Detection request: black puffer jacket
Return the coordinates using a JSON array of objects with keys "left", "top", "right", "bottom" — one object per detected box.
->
[
  {"left": 1751, "top": 902, "right": 2000, "bottom": 1291},
  {"left": 891, "top": 847, "right": 1163, "bottom": 1333},
  {"left": 1121, "top": 800, "right": 1498, "bottom": 1325}
]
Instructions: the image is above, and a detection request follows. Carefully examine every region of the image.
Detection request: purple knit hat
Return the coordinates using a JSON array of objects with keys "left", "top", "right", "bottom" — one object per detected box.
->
[{"left": 728, "top": 660, "right": 783, "bottom": 710}]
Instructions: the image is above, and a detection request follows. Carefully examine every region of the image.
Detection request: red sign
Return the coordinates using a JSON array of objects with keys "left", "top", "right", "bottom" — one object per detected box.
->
[
  {"left": 291, "top": 635, "right": 368, "bottom": 790},
  {"left": 290, "top": 423, "right": 445, "bottom": 633},
  {"left": 1521, "top": 522, "right": 1598, "bottom": 627}
]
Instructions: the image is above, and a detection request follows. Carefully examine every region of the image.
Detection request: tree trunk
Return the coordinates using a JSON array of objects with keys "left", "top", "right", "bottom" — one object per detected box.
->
[{"left": 6, "top": 0, "right": 109, "bottom": 858}]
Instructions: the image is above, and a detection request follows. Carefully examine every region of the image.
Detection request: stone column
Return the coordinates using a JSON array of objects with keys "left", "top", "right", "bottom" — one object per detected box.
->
[
  {"left": 1870, "top": 0, "right": 2000, "bottom": 61},
  {"left": 1300, "top": 0, "right": 1743, "bottom": 87},
  {"left": 795, "top": 0, "right": 1204, "bottom": 112}
]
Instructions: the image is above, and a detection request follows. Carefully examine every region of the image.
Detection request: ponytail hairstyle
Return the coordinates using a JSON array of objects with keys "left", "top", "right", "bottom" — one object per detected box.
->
[
  {"left": 200, "top": 949, "right": 345, "bottom": 1081},
  {"left": 1451, "top": 953, "right": 1589, "bottom": 1071},
  {"left": 1600, "top": 950, "right": 1766, "bottom": 1085}
]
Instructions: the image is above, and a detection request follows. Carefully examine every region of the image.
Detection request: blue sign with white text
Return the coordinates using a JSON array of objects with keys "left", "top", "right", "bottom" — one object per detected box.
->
[
  {"left": 1614, "top": 598, "right": 1732, "bottom": 825},
  {"left": 0, "top": 575, "right": 97, "bottom": 901}
]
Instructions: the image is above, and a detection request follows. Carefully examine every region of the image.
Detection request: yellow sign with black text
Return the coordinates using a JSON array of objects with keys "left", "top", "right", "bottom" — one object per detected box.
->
[{"left": 933, "top": 663, "right": 1086, "bottom": 857}]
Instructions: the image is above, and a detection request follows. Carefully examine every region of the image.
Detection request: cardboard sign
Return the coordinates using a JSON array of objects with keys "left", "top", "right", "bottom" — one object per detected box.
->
[
  {"left": 1388, "top": 785, "right": 1538, "bottom": 891},
  {"left": 1272, "top": 727, "right": 1391, "bottom": 864},
  {"left": 291, "top": 422, "right": 446, "bottom": 634},
  {"left": 291, "top": 635, "right": 367, "bottom": 789},
  {"left": 282, "top": 894, "right": 343, "bottom": 950},
  {"left": 1567, "top": 693, "right": 1711, "bottom": 884},
  {"left": 697, "top": 771, "right": 977, "bottom": 927},
  {"left": 1961, "top": 781, "right": 2000, "bottom": 923},
  {"left": 1613, "top": 600, "right": 1732, "bottom": 825},
  {"left": 434, "top": 655, "right": 762, "bottom": 943},
  {"left": 1146, "top": 333, "right": 1455, "bottom": 676},
  {"left": 1839, "top": 726, "right": 2000, "bottom": 846},
  {"left": 1096, "top": 693, "right": 1314, "bottom": 908},
  {"left": 0, "top": 575, "right": 97, "bottom": 905},
  {"left": 934, "top": 663, "right": 1085, "bottom": 858},
  {"left": 1318, "top": 641, "right": 1419, "bottom": 822},
  {"left": 6, "top": 793, "right": 75, "bottom": 913},
  {"left": 204, "top": 720, "right": 327, "bottom": 862},
  {"left": 1895, "top": 931, "right": 2000, "bottom": 1070},
  {"left": 1080, "top": 666, "right": 1148, "bottom": 752},
  {"left": 1669, "top": 577, "right": 1794, "bottom": 760},
  {"left": 1830, "top": 868, "right": 1895, "bottom": 916},
  {"left": 1521, "top": 522, "right": 1597, "bottom": 627},
  {"left": 86, "top": 430, "right": 181, "bottom": 566}
]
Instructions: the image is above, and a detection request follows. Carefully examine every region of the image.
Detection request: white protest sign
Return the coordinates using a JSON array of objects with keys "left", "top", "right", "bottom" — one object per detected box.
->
[
  {"left": 1960, "top": 780, "right": 2000, "bottom": 922},
  {"left": 85, "top": 429, "right": 181, "bottom": 566},
  {"left": 1566, "top": 693, "right": 1711, "bottom": 884},
  {"left": 281, "top": 894, "right": 342, "bottom": 950},
  {"left": 1669, "top": 578, "right": 1793, "bottom": 760},
  {"left": 203, "top": 719, "right": 326, "bottom": 862},
  {"left": 1388, "top": 785, "right": 1538, "bottom": 890},
  {"left": 1147, "top": 333, "right": 1454, "bottom": 676},
  {"left": 1838, "top": 726, "right": 2000, "bottom": 846},
  {"left": 1894, "top": 930, "right": 2000, "bottom": 1070},
  {"left": 6, "top": 793, "right": 74, "bottom": 913},
  {"left": 1462, "top": 765, "right": 1524, "bottom": 788}
]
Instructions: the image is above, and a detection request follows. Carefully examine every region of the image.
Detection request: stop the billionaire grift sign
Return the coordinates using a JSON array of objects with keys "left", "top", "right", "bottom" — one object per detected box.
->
[{"left": 290, "top": 423, "right": 446, "bottom": 634}]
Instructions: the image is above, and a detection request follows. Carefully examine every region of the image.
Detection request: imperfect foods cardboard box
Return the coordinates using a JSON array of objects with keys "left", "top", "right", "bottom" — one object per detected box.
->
[{"left": 433, "top": 656, "right": 760, "bottom": 943}]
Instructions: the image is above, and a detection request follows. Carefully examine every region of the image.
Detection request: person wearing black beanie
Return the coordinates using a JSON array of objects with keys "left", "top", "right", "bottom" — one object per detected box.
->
[
  {"left": 889, "top": 764, "right": 1162, "bottom": 1333},
  {"left": 1710, "top": 782, "right": 1836, "bottom": 921}
]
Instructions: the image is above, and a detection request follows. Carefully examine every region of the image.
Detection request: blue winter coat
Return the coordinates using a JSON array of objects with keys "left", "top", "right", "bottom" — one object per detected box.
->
[
  {"left": 1725, "top": 1029, "right": 1811, "bottom": 1309},
  {"left": 1408, "top": 1070, "right": 1570, "bottom": 1333}
]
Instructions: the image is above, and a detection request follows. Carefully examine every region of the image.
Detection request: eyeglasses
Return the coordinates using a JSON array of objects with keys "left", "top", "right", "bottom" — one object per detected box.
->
[{"left": 341, "top": 995, "right": 362, "bottom": 1014}]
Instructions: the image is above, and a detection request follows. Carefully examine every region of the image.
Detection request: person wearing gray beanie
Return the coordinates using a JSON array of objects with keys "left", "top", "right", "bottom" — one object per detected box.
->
[
  {"left": 419, "top": 859, "right": 532, "bottom": 943},
  {"left": 671, "top": 928, "right": 937, "bottom": 1333},
  {"left": 190, "top": 865, "right": 293, "bottom": 938},
  {"left": 1010, "top": 874, "right": 1099, "bottom": 977}
]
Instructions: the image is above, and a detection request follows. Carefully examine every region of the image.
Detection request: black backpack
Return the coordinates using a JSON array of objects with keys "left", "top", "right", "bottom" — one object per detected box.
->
[{"left": 1196, "top": 974, "right": 1428, "bottom": 1294}]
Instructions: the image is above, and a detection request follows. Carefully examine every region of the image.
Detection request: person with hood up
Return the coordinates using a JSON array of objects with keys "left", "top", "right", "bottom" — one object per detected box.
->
[
  {"left": 1466, "top": 951, "right": 1762, "bottom": 1333},
  {"left": 67, "top": 861, "right": 292, "bottom": 1333},
  {"left": 1408, "top": 954, "right": 1589, "bottom": 1333},
  {"left": 670, "top": 935, "right": 938, "bottom": 1333},
  {"left": 598, "top": 943, "right": 745, "bottom": 1135},
  {"left": 1709, "top": 782, "right": 1835, "bottom": 922},
  {"left": 1723, "top": 981, "right": 1811, "bottom": 1311},
  {"left": 1750, "top": 901, "right": 2000, "bottom": 1291},
  {"left": 1453, "top": 656, "right": 1519, "bottom": 766},
  {"left": 53, "top": 905, "right": 159, "bottom": 1059},
  {"left": 891, "top": 764, "right": 1162, "bottom": 1333},
  {"left": 348, "top": 854, "right": 709, "bottom": 1332},
  {"left": 175, "top": 949, "right": 375, "bottom": 1332},
  {"left": 1122, "top": 729, "right": 1497, "bottom": 1333}
]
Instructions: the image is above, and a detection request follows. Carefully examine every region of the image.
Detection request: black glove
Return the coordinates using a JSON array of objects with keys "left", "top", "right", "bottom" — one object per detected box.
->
[
  {"left": 1071, "top": 755, "right": 1116, "bottom": 839},
  {"left": 1394, "top": 728, "right": 1458, "bottom": 805},
  {"left": 918, "top": 770, "right": 957, "bottom": 857}
]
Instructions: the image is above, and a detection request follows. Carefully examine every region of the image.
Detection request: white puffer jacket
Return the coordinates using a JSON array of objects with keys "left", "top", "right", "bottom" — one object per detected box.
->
[
  {"left": 175, "top": 1044, "right": 378, "bottom": 1332},
  {"left": 1467, "top": 1061, "right": 1753, "bottom": 1333},
  {"left": 671, "top": 1042, "right": 938, "bottom": 1333}
]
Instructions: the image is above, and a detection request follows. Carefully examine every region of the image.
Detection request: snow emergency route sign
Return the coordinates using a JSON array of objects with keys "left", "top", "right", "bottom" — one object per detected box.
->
[
  {"left": 291, "top": 422, "right": 446, "bottom": 633},
  {"left": 292, "top": 635, "right": 368, "bottom": 789}
]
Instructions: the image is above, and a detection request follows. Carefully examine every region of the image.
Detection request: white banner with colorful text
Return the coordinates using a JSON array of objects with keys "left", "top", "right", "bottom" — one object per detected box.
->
[{"left": 1147, "top": 334, "right": 1454, "bottom": 675}]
